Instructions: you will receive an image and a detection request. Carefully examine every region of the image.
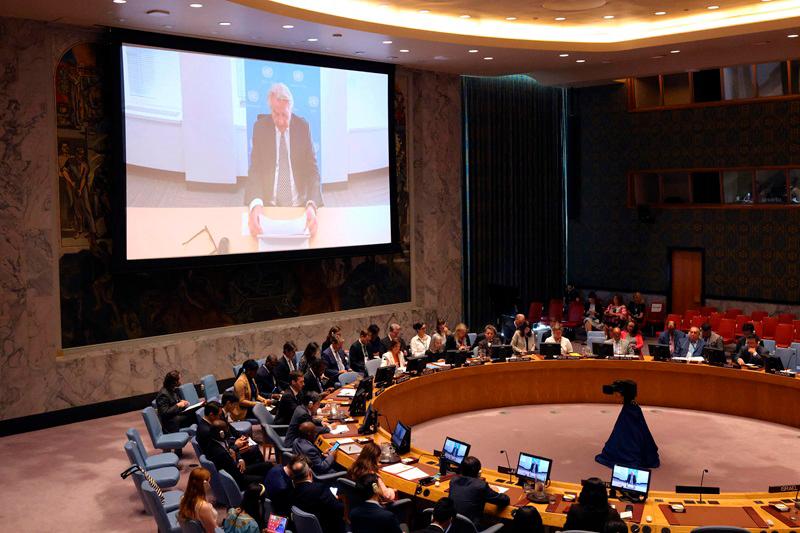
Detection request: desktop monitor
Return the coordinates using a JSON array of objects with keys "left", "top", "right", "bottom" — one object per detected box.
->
[
  {"left": 765, "top": 356, "right": 785, "bottom": 373},
  {"left": 405, "top": 356, "right": 427, "bottom": 375},
  {"left": 441, "top": 436, "right": 471, "bottom": 467},
  {"left": 703, "top": 347, "right": 725, "bottom": 366},
  {"left": 391, "top": 420, "right": 411, "bottom": 454},
  {"left": 592, "top": 342, "right": 613, "bottom": 358},
  {"left": 539, "top": 343, "right": 561, "bottom": 359},
  {"left": 610, "top": 464, "right": 651, "bottom": 497},
  {"left": 488, "top": 344, "right": 513, "bottom": 361},
  {"left": 374, "top": 365, "right": 396, "bottom": 388},
  {"left": 445, "top": 350, "right": 469, "bottom": 368},
  {"left": 348, "top": 376, "right": 373, "bottom": 417},
  {"left": 649, "top": 344, "right": 671, "bottom": 362},
  {"left": 516, "top": 452, "right": 552, "bottom": 484}
]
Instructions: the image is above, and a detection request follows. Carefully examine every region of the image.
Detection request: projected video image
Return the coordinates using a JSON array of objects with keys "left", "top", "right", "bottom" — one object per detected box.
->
[
  {"left": 442, "top": 438, "right": 469, "bottom": 464},
  {"left": 611, "top": 465, "right": 650, "bottom": 493},
  {"left": 516, "top": 453, "right": 551, "bottom": 483},
  {"left": 122, "top": 44, "right": 391, "bottom": 260}
]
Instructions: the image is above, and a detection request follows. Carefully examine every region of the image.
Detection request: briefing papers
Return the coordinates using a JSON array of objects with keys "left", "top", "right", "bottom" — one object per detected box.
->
[{"left": 381, "top": 462, "right": 429, "bottom": 481}]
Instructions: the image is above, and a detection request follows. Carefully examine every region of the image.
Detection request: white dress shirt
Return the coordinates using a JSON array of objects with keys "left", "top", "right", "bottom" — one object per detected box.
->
[
  {"left": 410, "top": 335, "right": 431, "bottom": 357},
  {"left": 249, "top": 124, "right": 299, "bottom": 210},
  {"left": 381, "top": 350, "right": 406, "bottom": 371},
  {"left": 545, "top": 335, "right": 573, "bottom": 356}
]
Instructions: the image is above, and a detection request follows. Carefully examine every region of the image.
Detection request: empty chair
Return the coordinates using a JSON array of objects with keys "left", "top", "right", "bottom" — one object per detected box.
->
[
  {"left": 762, "top": 316, "right": 779, "bottom": 339},
  {"left": 124, "top": 441, "right": 180, "bottom": 488},
  {"left": 141, "top": 480, "right": 181, "bottom": 533},
  {"left": 541, "top": 298, "right": 564, "bottom": 324},
  {"left": 753, "top": 321, "right": 763, "bottom": 338},
  {"left": 198, "top": 454, "right": 233, "bottom": 508},
  {"left": 775, "top": 323, "right": 794, "bottom": 348},
  {"left": 761, "top": 339, "right": 776, "bottom": 354},
  {"left": 263, "top": 424, "right": 292, "bottom": 464},
  {"left": 750, "top": 310, "right": 769, "bottom": 321},
  {"left": 365, "top": 358, "right": 382, "bottom": 377},
  {"left": 142, "top": 406, "right": 191, "bottom": 452},
  {"left": 778, "top": 312, "right": 796, "bottom": 323},
  {"left": 794, "top": 321, "right": 800, "bottom": 342},
  {"left": 644, "top": 301, "right": 666, "bottom": 335},
  {"left": 734, "top": 315, "right": 750, "bottom": 335},
  {"left": 126, "top": 428, "right": 179, "bottom": 470},
  {"left": 200, "top": 374, "right": 220, "bottom": 402},
  {"left": 132, "top": 470, "right": 183, "bottom": 514},
  {"left": 338, "top": 371, "right": 359, "bottom": 386},
  {"left": 699, "top": 306, "right": 717, "bottom": 315},
  {"left": 689, "top": 315, "right": 707, "bottom": 330},
  {"left": 218, "top": 469, "right": 244, "bottom": 507},
  {"left": 421, "top": 507, "right": 504, "bottom": 533},
  {"left": 527, "top": 301, "right": 544, "bottom": 323},
  {"left": 190, "top": 436, "right": 203, "bottom": 459},
  {"left": 562, "top": 301, "right": 584, "bottom": 330},
  {"left": 291, "top": 506, "right": 324, "bottom": 533},
  {"left": 775, "top": 347, "right": 796, "bottom": 371},
  {"left": 724, "top": 308, "right": 743, "bottom": 318},
  {"left": 717, "top": 318, "right": 736, "bottom": 344},
  {"left": 709, "top": 314, "right": 722, "bottom": 331},
  {"left": 684, "top": 309, "right": 699, "bottom": 320},
  {"left": 178, "top": 383, "right": 201, "bottom": 405}
]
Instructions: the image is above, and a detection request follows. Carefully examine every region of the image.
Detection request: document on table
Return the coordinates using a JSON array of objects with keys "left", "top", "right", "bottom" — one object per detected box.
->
[
  {"left": 336, "top": 438, "right": 355, "bottom": 444},
  {"left": 340, "top": 444, "right": 363, "bottom": 455},
  {"left": 397, "top": 467, "right": 429, "bottom": 481},
  {"left": 329, "top": 425, "right": 350, "bottom": 435},
  {"left": 490, "top": 485, "right": 510, "bottom": 494},
  {"left": 337, "top": 389, "right": 356, "bottom": 397},
  {"left": 382, "top": 463, "right": 413, "bottom": 475}
]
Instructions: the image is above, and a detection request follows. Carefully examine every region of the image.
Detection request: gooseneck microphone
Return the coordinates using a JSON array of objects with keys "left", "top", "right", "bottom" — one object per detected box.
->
[
  {"left": 500, "top": 450, "right": 513, "bottom": 482},
  {"left": 699, "top": 469, "right": 709, "bottom": 503}
]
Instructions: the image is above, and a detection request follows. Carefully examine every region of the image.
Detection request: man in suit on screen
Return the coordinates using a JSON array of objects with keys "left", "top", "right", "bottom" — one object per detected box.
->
[{"left": 246, "top": 82, "right": 323, "bottom": 237}]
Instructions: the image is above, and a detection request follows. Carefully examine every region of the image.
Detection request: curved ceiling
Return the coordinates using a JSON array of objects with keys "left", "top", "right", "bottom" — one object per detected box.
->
[{"left": 236, "top": 0, "right": 800, "bottom": 47}]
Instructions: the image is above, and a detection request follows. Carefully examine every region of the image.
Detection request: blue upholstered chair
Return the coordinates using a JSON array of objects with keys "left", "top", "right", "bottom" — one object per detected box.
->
[
  {"left": 142, "top": 406, "right": 191, "bottom": 451},
  {"left": 761, "top": 338, "right": 776, "bottom": 354},
  {"left": 232, "top": 364, "right": 243, "bottom": 378},
  {"left": 178, "top": 383, "right": 201, "bottom": 405},
  {"left": 180, "top": 520, "right": 224, "bottom": 533},
  {"left": 775, "top": 347, "right": 796, "bottom": 372},
  {"left": 132, "top": 470, "right": 183, "bottom": 513},
  {"left": 198, "top": 454, "right": 232, "bottom": 507},
  {"left": 126, "top": 428, "right": 180, "bottom": 470},
  {"left": 338, "top": 372, "right": 359, "bottom": 386},
  {"left": 141, "top": 480, "right": 181, "bottom": 533},
  {"left": 263, "top": 423, "right": 292, "bottom": 464},
  {"left": 124, "top": 441, "right": 180, "bottom": 488},
  {"left": 218, "top": 469, "right": 244, "bottom": 507},
  {"left": 201, "top": 374, "right": 220, "bottom": 402},
  {"left": 467, "top": 333, "right": 477, "bottom": 345},
  {"left": 291, "top": 506, "right": 324, "bottom": 533},
  {"left": 189, "top": 436, "right": 203, "bottom": 459},
  {"left": 421, "top": 508, "right": 504, "bottom": 533}
]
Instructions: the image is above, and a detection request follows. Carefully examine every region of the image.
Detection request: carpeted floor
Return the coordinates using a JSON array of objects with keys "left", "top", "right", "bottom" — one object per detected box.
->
[{"left": 414, "top": 403, "right": 800, "bottom": 492}]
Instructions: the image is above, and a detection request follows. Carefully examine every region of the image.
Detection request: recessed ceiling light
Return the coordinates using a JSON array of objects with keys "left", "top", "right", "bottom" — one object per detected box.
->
[
  {"left": 113, "top": 0, "right": 127, "bottom": 4},
  {"left": 603, "top": 15, "right": 615, "bottom": 19},
  {"left": 789, "top": 34, "right": 799, "bottom": 38},
  {"left": 468, "top": 49, "right": 479, "bottom": 53},
  {"left": 505, "top": 17, "right": 517, "bottom": 21},
  {"left": 575, "top": 59, "right": 586, "bottom": 63},
  {"left": 218, "top": 21, "right": 231, "bottom": 26},
  {"left": 555, "top": 17, "right": 566, "bottom": 21},
  {"left": 307, "top": 38, "right": 318, "bottom": 42},
  {"left": 282, "top": 24, "right": 294, "bottom": 29},
  {"left": 399, "top": 49, "right": 410, "bottom": 53},
  {"left": 483, "top": 57, "right": 494, "bottom": 60},
  {"left": 670, "top": 49, "right": 681, "bottom": 53},
  {"left": 418, "top": 9, "right": 429, "bottom": 14},
  {"left": 460, "top": 14, "right": 471, "bottom": 19},
  {"left": 189, "top": 3, "right": 203, "bottom": 7},
  {"left": 559, "top": 53, "right": 569, "bottom": 57},
  {"left": 707, "top": 5, "right": 720, "bottom": 10},
  {"left": 654, "top": 11, "right": 667, "bottom": 15},
  {"left": 382, "top": 40, "right": 393, "bottom": 44}
]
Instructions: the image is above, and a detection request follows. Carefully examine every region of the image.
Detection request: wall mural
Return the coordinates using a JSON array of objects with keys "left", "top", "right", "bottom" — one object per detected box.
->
[{"left": 57, "top": 42, "right": 411, "bottom": 349}]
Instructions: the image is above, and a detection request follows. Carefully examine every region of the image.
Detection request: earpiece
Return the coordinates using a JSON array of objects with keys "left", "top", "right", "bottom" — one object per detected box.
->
[{"left": 372, "top": 482, "right": 380, "bottom": 495}]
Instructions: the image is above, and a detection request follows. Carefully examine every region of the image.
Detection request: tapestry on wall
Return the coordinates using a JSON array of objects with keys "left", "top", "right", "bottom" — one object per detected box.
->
[{"left": 57, "top": 41, "right": 411, "bottom": 349}]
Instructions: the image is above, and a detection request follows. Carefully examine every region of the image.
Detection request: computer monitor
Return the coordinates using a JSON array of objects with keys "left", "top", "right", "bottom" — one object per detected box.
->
[
  {"left": 487, "top": 344, "right": 513, "bottom": 361},
  {"left": 610, "top": 464, "right": 651, "bottom": 497},
  {"left": 592, "top": 342, "right": 613, "bottom": 358},
  {"left": 348, "top": 376, "right": 373, "bottom": 417},
  {"left": 391, "top": 420, "right": 411, "bottom": 454},
  {"left": 703, "top": 347, "right": 725, "bottom": 366},
  {"left": 539, "top": 343, "right": 562, "bottom": 359},
  {"left": 441, "top": 436, "right": 471, "bottom": 467},
  {"left": 765, "top": 356, "right": 785, "bottom": 373},
  {"left": 374, "top": 365, "right": 396, "bottom": 388},
  {"left": 405, "top": 356, "right": 427, "bottom": 375},
  {"left": 516, "top": 452, "right": 552, "bottom": 483},
  {"left": 649, "top": 344, "right": 671, "bottom": 362},
  {"left": 445, "top": 350, "right": 469, "bottom": 368}
]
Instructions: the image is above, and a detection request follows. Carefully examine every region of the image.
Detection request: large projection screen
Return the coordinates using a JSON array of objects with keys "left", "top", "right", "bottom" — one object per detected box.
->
[{"left": 111, "top": 31, "right": 397, "bottom": 269}]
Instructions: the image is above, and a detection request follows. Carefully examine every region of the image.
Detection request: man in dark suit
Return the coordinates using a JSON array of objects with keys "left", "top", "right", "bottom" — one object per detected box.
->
[
  {"left": 675, "top": 326, "right": 706, "bottom": 358},
  {"left": 155, "top": 370, "right": 190, "bottom": 433},
  {"left": 448, "top": 456, "right": 510, "bottom": 527},
  {"left": 367, "top": 324, "right": 384, "bottom": 358},
  {"left": 291, "top": 421, "right": 336, "bottom": 475},
  {"left": 657, "top": 320, "right": 686, "bottom": 356},
  {"left": 274, "top": 341, "right": 298, "bottom": 390},
  {"left": 275, "top": 370, "right": 304, "bottom": 425},
  {"left": 290, "top": 459, "right": 345, "bottom": 533},
  {"left": 284, "top": 391, "right": 329, "bottom": 447},
  {"left": 349, "top": 473, "right": 403, "bottom": 533},
  {"left": 255, "top": 354, "right": 280, "bottom": 395},
  {"left": 321, "top": 336, "right": 350, "bottom": 383},
  {"left": 246, "top": 82, "right": 323, "bottom": 238},
  {"left": 349, "top": 329, "right": 372, "bottom": 375},
  {"left": 381, "top": 323, "right": 408, "bottom": 354},
  {"left": 199, "top": 417, "right": 271, "bottom": 489},
  {"left": 412, "top": 497, "right": 456, "bottom": 533},
  {"left": 735, "top": 335, "right": 767, "bottom": 366},
  {"left": 303, "top": 358, "right": 330, "bottom": 395}
]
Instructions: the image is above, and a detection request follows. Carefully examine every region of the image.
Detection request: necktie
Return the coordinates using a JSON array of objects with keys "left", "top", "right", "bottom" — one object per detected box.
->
[
  {"left": 286, "top": 356, "right": 294, "bottom": 371},
  {"left": 276, "top": 131, "right": 292, "bottom": 206}
]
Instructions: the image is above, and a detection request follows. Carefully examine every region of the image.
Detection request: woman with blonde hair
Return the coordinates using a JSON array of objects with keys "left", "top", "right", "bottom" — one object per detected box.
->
[
  {"left": 178, "top": 467, "right": 218, "bottom": 532},
  {"left": 346, "top": 442, "right": 396, "bottom": 502}
]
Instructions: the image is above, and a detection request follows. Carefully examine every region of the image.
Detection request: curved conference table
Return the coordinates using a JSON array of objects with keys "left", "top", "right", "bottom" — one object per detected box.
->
[{"left": 317, "top": 358, "right": 800, "bottom": 532}]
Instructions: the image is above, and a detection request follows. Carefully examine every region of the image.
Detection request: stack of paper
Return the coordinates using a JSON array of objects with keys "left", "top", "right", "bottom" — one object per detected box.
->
[
  {"left": 337, "top": 389, "right": 356, "bottom": 397},
  {"left": 380, "top": 463, "right": 428, "bottom": 481},
  {"left": 329, "top": 425, "right": 350, "bottom": 435}
]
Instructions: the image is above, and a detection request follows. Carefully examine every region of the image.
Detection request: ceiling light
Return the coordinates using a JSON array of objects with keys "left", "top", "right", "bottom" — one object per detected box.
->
[
  {"left": 113, "top": 0, "right": 127, "bottom": 4},
  {"left": 654, "top": 11, "right": 667, "bottom": 15},
  {"left": 282, "top": 24, "right": 294, "bottom": 29},
  {"left": 460, "top": 15, "right": 471, "bottom": 19},
  {"left": 505, "top": 17, "right": 517, "bottom": 21},
  {"left": 559, "top": 53, "right": 569, "bottom": 57},
  {"left": 399, "top": 49, "right": 410, "bottom": 53},
  {"left": 603, "top": 15, "right": 615, "bottom": 19},
  {"left": 468, "top": 49, "right": 479, "bottom": 53},
  {"left": 707, "top": 5, "right": 720, "bottom": 10},
  {"left": 418, "top": 9, "right": 429, "bottom": 14},
  {"left": 483, "top": 57, "right": 493, "bottom": 60},
  {"left": 670, "top": 49, "right": 681, "bottom": 53},
  {"left": 789, "top": 34, "right": 799, "bottom": 38},
  {"left": 307, "top": 37, "right": 318, "bottom": 42},
  {"left": 555, "top": 17, "right": 566, "bottom": 21},
  {"left": 189, "top": 3, "right": 203, "bottom": 7},
  {"left": 382, "top": 40, "right": 393, "bottom": 44},
  {"left": 218, "top": 21, "right": 231, "bottom": 26}
]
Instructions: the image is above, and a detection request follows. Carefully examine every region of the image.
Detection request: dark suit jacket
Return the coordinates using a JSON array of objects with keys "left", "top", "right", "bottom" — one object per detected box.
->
[
  {"left": 292, "top": 437, "right": 335, "bottom": 475},
  {"left": 675, "top": 337, "right": 705, "bottom": 357},
  {"left": 367, "top": 338, "right": 384, "bottom": 358},
  {"left": 275, "top": 388, "right": 301, "bottom": 425},
  {"left": 735, "top": 345, "right": 766, "bottom": 366},
  {"left": 303, "top": 369, "right": 324, "bottom": 395},
  {"left": 255, "top": 365, "right": 279, "bottom": 395},
  {"left": 245, "top": 113, "right": 323, "bottom": 207},
  {"left": 321, "top": 346, "right": 350, "bottom": 381},
  {"left": 444, "top": 334, "right": 470, "bottom": 352},
  {"left": 563, "top": 503, "right": 621, "bottom": 532},
  {"left": 196, "top": 417, "right": 242, "bottom": 453},
  {"left": 292, "top": 480, "right": 345, "bottom": 533},
  {"left": 657, "top": 329, "right": 686, "bottom": 353},
  {"left": 284, "top": 405, "right": 326, "bottom": 447},
  {"left": 349, "top": 502, "right": 402, "bottom": 533},
  {"left": 348, "top": 340, "right": 370, "bottom": 375},
  {"left": 411, "top": 526, "right": 446, "bottom": 533},
  {"left": 448, "top": 475, "right": 510, "bottom": 526},
  {"left": 265, "top": 464, "right": 292, "bottom": 517},
  {"left": 155, "top": 387, "right": 185, "bottom": 433},
  {"left": 275, "top": 355, "right": 297, "bottom": 390}
]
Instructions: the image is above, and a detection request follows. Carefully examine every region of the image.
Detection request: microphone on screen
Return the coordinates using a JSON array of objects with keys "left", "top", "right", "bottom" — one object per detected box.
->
[
  {"left": 500, "top": 450, "right": 513, "bottom": 483},
  {"left": 699, "top": 469, "right": 709, "bottom": 503}
]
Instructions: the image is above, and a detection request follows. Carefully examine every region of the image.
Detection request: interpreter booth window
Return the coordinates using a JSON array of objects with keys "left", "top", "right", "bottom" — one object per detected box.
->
[
  {"left": 756, "top": 170, "right": 788, "bottom": 203},
  {"left": 722, "top": 65, "right": 755, "bottom": 100},
  {"left": 793, "top": 61, "right": 800, "bottom": 94},
  {"left": 661, "top": 173, "right": 691, "bottom": 204},
  {"left": 662, "top": 73, "right": 691, "bottom": 106},
  {"left": 756, "top": 62, "right": 789, "bottom": 97},
  {"left": 790, "top": 169, "right": 800, "bottom": 204},
  {"left": 691, "top": 171, "right": 721, "bottom": 204},
  {"left": 634, "top": 76, "right": 660, "bottom": 108},
  {"left": 722, "top": 171, "right": 754, "bottom": 204},
  {"left": 632, "top": 173, "right": 660, "bottom": 205}
]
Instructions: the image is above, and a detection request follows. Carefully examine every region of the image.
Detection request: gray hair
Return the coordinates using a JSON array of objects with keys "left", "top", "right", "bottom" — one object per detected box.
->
[
  {"left": 268, "top": 82, "right": 293, "bottom": 106},
  {"left": 389, "top": 323, "right": 401, "bottom": 333}
]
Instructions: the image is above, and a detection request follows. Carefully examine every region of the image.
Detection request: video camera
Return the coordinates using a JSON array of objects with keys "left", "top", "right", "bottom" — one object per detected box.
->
[{"left": 602, "top": 379, "right": 637, "bottom": 404}]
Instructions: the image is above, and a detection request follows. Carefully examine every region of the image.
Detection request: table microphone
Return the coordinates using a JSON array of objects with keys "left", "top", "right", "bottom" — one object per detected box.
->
[
  {"left": 699, "top": 469, "right": 709, "bottom": 503},
  {"left": 500, "top": 450, "right": 513, "bottom": 482}
]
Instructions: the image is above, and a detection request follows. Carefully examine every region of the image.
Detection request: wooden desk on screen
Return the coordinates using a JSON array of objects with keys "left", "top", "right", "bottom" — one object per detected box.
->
[
  {"left": 126, "top": 205, "right": 391, "bottom": 260},
  {"left": 318, "top": 360, "right": 800, "bottom": 532}
]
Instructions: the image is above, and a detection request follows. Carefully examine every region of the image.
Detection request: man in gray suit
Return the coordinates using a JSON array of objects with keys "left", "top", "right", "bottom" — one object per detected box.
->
[
  {"left": 604, "top": 327, "right": 635, "bottom": 356},
  {"left": 291, "top": 421, "right": 336, "bottom": 475}
]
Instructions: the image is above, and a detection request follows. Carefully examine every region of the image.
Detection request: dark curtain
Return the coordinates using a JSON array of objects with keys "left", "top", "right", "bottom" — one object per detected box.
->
[{"left": 462, "top": 75, "right": 566, "bottom": 327}]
